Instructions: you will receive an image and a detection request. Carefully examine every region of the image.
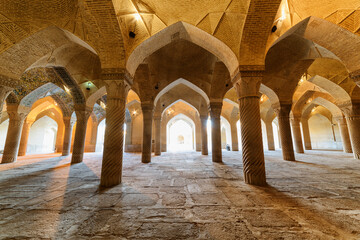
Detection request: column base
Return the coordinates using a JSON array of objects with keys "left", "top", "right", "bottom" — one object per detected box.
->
[
  {"left": 212, "top": 153, "right": 222, "bottom": 163},
  {"left": 1, "top": 156, "right": 16, "bottom": 164},
  {"left": 71, "top": 153, "right": 83, "bottom": 164},
  {"left": 244, "top": 174, "right": 267, "bottom": 186},
  {"left": 142, "top": 154, "right": 151, "bottom": 163},
  {"left": 100, "top": 178, "right": 122, "bottom": 188},
  {"left": 155, "top": 152, "right": 161, "bottom": 156}
]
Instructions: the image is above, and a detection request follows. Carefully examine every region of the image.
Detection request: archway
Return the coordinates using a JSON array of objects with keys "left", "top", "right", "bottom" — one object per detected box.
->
[
  {"left": 96, "top": 119, "right": 106, "bottom": 152},
  {"left": 167, "top": 114, "right": 195, "bottom": 152},
  {"left": 220, "top": 116, "right": 232, "bottom": 150},
  {"left": 0, "top": 119, "right": 9, "bottom": 152},
  {"left": 308, "top": 113, "right": 342, "bottom": 150},
  {"left": 27, "top": 116, "right": 58, "bottom": 154}
]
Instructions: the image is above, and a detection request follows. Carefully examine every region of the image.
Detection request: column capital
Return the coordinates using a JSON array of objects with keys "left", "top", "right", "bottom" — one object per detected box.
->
[
  {"left": 232, "top": 70, "right": 264, "bottom": 98},
  {"left": 200, "top": 114, "right": 209, "bottom": 121},
  {"left": 274, "top": 102, "right": 292, "bottom": 118},
  {"left": 6, "top": 104, "right": 29, "bottom": 122},
  {"left": 141, "top": 102, "right": 154, "bottom": 113},
  {"left": 74, "top": 105, "right": 92, "bottom": 123},
  {"left": 101, "top": 68, "right": 133, "bottom": 84},
  {"left": 104, "top": 79, "right": 132, "bottom": 100},
  {"left": 63, "top": 116, "right": 76, "bottom": 127},
  {"left": 209, "top": 102, "right": 222, "bottom": 118},
  {"left": 290, "top": 116, "right": 301, "bottom": 124},
  {"left": 153, "top": 115, "right": 162, "bottom": 121}
]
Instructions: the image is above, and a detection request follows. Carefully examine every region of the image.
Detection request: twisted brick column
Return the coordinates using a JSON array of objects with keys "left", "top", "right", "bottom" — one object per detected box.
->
[
  {"left": 18, "top": 119, "right": 34, "bottom": 156},
  {"left": 200, "top": 115, "right": 208, "bottom": 155},
  {"left": 345, "top": 108, "right": 360, "bottom": 159},
  {"left": 100, "top": 79, "right": 131, "bottom": 187},
  {"left": 276, "top": 104, "right": 295, "bottom": 161},
  {"left": 234, "top": 71, "right": 266, "bottom": 186},
  {"left": 265, "top": 121, "right": 275, "bottom": 151},
  {"left": 1, "top": 105, "right": 28, "bottom": 163},
  {"left": 154, "top": 116, "right": 161, "bottom": 156},
  {"left": 301, "top": 119, "right": 312, "bottom": 150},
  {"left": 62, "top": 116, "right": 75, "bottom": 156},
  {"left": 336, "top": 117, "right": 352, "bottom": 153},
  {"left": 230, "top": 121, "right": 239, "bottom": 151},
  {"left": 291, "top": 117, "right": 304, "bottom": 154},
  {"left": 141, "top": 103, "right": 154, "bottom": 163},
  {"left": 71, "top": 107, "right": 92, "bottom": 164},
  {"left": 209, "top": 102, "right": 222, "bottom": 162}
]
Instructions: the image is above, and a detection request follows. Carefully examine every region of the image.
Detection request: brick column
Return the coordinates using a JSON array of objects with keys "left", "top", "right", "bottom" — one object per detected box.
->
[
  {"left": 100, "top": 79, "right": 131, "bottom": 187},
  {"left": 161, "top": 117, "right": 167, "bottom": 152},
  {"left": 233, "top": 70, "right": 266, "bottom": 186},
  {"left": 71, "top": 107, "right": 92, "bottom": 164},
  {"left": 230, "top": 121, "right": 239, "bottom": 151},
  {"left": 154, "top": 116, "right": 161, "bottom": 156},
  {"left": 200, "top": 115, "right": 208, "bottom": 155},
  {"left": 17, "top": 119, "right": 34, "bottom": 156},
  {"left": 265, "top": 121, "right": 275, "bottom": 150},
  {"left": 301, "top": 119, "right": 312, "bottom": 150},
  {"left": 1, "top": 105, "right": 28, "bottom": 163},
  {"left": 141, "top": 103, "right": 154, "bottom": 163},
  {"left": 336, "top": 117, "right": 352, "bottom": 153},
  {"left": 275, "top": 103, "right": 295, "bottom": 161},
  {"left": 345, "top": 104, "right": 360, "bottom": 159},
  {"left": 291, "top": 117, "right": 304, "bottom": 154},
  {"left": 209, "top": 102, "right": 222, "bottom": 162},
  {"left": 62, "top": 116, "right": 75, "bottom": 156},
  {"left": 87, "top": 121, "right": 98, "bottom": 152}
]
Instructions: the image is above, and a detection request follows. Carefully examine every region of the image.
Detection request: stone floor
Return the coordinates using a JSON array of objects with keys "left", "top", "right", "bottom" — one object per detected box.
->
[{"left": 0, "top": 150, "right": 360, "bottom": 239}]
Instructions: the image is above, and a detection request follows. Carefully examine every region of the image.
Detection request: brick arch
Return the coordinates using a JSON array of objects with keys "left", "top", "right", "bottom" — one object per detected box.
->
[
  {"left": 127, "top": 21, "right": 239, "bottom": 78},
  {"left": 161, "top": 99, "right": 200, "bottom": 118},
  {"left": 154, "top": 78, "right": 210, "bottom": 107}
]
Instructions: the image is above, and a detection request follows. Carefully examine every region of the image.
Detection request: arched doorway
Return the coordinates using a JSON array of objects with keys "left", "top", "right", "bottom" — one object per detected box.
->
[
  {"left": 27, "top": 116, "right": 58, "bottom": 154},
  {"left": 0, "top": 119, "right": 9, "bottom": 152},
  {"left": 167, "top": 114, "right": 195, "bottom": 152}
]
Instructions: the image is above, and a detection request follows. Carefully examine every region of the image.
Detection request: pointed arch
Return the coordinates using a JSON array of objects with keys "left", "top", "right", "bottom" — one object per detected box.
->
[
  {"left": 161, "top": 99, "right": 199, "bottom": 117},
  {"left": 127, "top": 21, "right": 239, "bottom": 78},
  {"left": 154, "top": 78, "right": 210, "bottom": 106},
  {"left": 307, "top": 75, "right": 351, "bottom": 106}
]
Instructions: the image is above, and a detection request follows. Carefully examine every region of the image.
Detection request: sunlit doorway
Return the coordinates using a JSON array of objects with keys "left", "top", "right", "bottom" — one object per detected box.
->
[{"left": 167, "top": 114, "right": 195, "bottom": 151}]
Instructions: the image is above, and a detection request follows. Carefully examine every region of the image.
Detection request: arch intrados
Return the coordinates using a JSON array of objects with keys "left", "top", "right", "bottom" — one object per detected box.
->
[
  {"left": 223, "top": 98, "right": 238, "bottom": 108},
  {"left": 167, "top": 113, "right": 195, "bottom": 130},
  {"left": 307, "top": 75, "right": 351, "bottom": 106},
  {"left": 259, "top": 83, "right": 280, "bottom": 106},
  {"left": 162, "top": 99, "right": 199, "bottom": 117},
  {"left": 311, "top": 97, "right": 343, "bottom": 119},
  {"left": 126, "top": 99, "right": 141, "bottom": 108},
  {"left": 35, "top": 108, "right": 62, "bottom": 126},
  {"left": 27, "top": 101, "right": 62, "bottom": 122},
  {"left": 0, "top": 26, "right": 98, "bottom": 79},
  {"left": 220, "top": 115, "right": 231, "bottom": 127},
  {"left": 281, "top": 16, "right": 360, "bottom": 73},
  {"left": 127, "top": 21, "right": 239, "bottom": 78},
  {"left": 19, "top": 82, "right": 59, "bottom": 107},
  {"left": 154, "top": 78, "right": 209, "bottom": 106}
]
